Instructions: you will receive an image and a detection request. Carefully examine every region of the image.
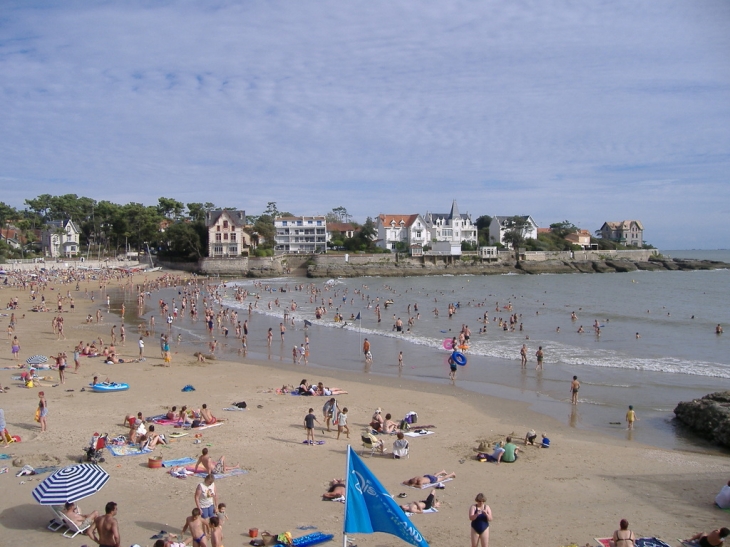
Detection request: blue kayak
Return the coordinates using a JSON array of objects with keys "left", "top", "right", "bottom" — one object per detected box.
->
[{"left": 90, "top": 382, "right": 129, "bottom": 393}]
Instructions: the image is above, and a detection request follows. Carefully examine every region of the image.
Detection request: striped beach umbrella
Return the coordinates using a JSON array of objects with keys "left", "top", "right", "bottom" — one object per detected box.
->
[
  {"left": 32, "top": 464, "right": 109, "bottom": 505},
  {"left": 26, "top": 355, "right": 48, "bottom": 366}
]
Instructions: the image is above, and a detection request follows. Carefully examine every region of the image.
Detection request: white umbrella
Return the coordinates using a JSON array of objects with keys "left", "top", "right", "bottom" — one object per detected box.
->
[
  {"left": 32, "top": 464, "right": 109, "bottom": 505},
  {"left": 26, "top": 355, "right": 48, "bottom": 366}
]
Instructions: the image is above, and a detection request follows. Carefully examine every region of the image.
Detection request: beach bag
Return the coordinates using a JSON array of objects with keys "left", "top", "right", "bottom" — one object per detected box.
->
[
  {"left": 234, "top": 401, "right": 247, "bottom": 409},
  {"left": 34, "top": 408, "right": 41, "bottom": 423},
  {"left": 405, "top": 412, "right": 418, "bottom": 424},
  {"left": 399, "top": 419, "right": 410, "bottom": 431}
]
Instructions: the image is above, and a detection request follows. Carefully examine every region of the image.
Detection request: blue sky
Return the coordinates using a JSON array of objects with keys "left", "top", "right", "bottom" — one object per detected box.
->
[{"left": 1, "top": 1, "right": 729, "bottom": 248}]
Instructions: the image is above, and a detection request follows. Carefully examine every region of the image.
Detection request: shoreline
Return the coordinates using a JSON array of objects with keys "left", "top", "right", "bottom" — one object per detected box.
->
[{"left": 1, "top": 271, "right": 729, "bottom": 546}]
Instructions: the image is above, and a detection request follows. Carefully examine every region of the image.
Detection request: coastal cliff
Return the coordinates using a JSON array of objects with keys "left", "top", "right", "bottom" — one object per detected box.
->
[{"left": 674, "top": 392, "right": 730, "bottom": 448}]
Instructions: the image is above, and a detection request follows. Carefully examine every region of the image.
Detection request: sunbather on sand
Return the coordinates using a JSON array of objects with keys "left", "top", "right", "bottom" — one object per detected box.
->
[
  {"left": 141, "top": 425, "right": 166, "bottom": 450},
  {"left": 400, "top": 489, "right": 440, "bottom": 513},
  {"left": 200, "top": 404, "right": 218, "bottom": 425},
  {"left": 403, "top": 470, "right": 456, "bottom": 487},
  {"left": 62, "top": 501, "right": 99, "bottom": 532},
  {"left": 153, "top": 537, "right": 191, "bottom": 547},
  {"left": 193, "top": 447, "right": 239, "bottom": 475},
  {"left": 322, "top": 479, "right": 346, "bottom": 499},
  {"left": 686, "top": 528, "right": 730, "bottom": 547}
]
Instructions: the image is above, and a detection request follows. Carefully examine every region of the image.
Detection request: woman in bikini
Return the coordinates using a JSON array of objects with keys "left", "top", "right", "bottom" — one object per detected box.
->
[
  {"left": 38, "top": 391, "right": 48, "bottom": 432},
  {"left": 403, "top": 470, "right": 456, "bottom": 487}
]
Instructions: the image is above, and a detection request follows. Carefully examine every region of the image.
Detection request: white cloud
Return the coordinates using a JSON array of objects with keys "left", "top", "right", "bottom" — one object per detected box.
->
[{"left": 0, "top": 0, "right": 728, "bottom": 247}]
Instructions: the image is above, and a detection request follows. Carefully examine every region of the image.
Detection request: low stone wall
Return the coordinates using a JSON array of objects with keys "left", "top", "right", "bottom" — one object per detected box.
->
[{"left": 2, "top": 259, "right": 139, "bottom": 272}]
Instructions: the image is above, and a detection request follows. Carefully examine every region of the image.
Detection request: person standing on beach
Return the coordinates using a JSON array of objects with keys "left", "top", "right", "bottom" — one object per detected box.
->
[
  {"left": 448, "top": 353, "right": 457, "bottom": 383},
  {"left": 535, "top": 346, "right": 544, "bottom": 371},
  {"left": 363, "top": 338, "right": 370, "bottom": 359},
  {"left": 570, "top": 376, "right": 580, "bottom": 405},
  {"left": 38, "top": 391, "right": 47, "bottom": 432},
  {"left": 280, "top": 322, "right": 286, "bottom": 342},
  {"left": 469, "top": 493, "right": 492, "bottom": 547},
  {"left": 89, "top": 501, "right": 120, "bottom": 547},
  {"left": 626, "top": 405, "right": 637, "bottom": 430},
  {"left": 267, "top": 328, "right": 273, "bottom": 347},
  {"left": 398, "top": 351, "right": 403, "bottom": 368},
  {"left": 520, "top": 344, "right": 527, "bottom": 368},
  {"left": 304, "top": 407, "right": 319, "bottom": 445},
  {"left": 138, "top": 337, "right": 144, "bottom": 359},
  {"left": 323, "top": 398, "right": 336, "bottom": 432},
  {"left": 336, "top": 407, "right": 349, "bottom": 439}
]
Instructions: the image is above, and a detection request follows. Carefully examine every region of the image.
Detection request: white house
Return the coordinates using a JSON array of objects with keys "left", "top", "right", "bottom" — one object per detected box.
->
[
  {"left": 205, "top": 210, "right": 248, "bottom": 258},
  {"left": 488, "top": 216, "right": 539, "bottom": 248},
  {"left": 423, "top": 200, "right": 478, "bottom": 247},
  {"left": 274, "top": 216, "right": 327, "bottom": 253},
  {"left": 375, "top": 214, "right": 429, "bottom": 252},
  {"left": 43, "top": 219, "right": 81, "bottom": 258}
]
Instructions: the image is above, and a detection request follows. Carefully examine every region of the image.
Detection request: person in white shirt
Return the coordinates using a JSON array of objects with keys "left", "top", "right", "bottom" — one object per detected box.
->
[{"left": 716, "top": 480, "right": 730, "bottom": 509}]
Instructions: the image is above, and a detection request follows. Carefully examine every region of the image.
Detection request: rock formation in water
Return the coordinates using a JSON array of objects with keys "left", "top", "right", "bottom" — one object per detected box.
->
[{"left": 674, "top": 392, "right": 730, "bottom": 448}]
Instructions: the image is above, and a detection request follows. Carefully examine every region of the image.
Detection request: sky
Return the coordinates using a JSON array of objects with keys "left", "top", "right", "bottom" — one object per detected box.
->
[{"left": 1, "top": 1, "right": 729, "bottom": 249}]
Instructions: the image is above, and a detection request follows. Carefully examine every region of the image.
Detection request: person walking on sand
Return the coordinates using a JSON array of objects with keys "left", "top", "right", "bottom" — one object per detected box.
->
[
  {"left": 570, "top": 376, "right": 580, "bottom": 405},
  {"left": 304, "top": 407, "right": 320, "bottom": 445},
  {"left": 195, "top": 474, "right": 218, "bottom": 522},
  {"left": 535, "top": 346, "right": 544, "bottom": 371},
  {"left": 336, "top": 407, "right": 349, "bottom": 440},
  {"left": 88, "top": 501, "right": 120, "bottom": 547},
  {"left": 469, "top": 493, "right": 492, "bottom": 547},
  {"left": 626, "top": 405, "right": 637, "bottom": 430},
  {"left": 448, "top": 353, "right": 457, "bottom": 383}
]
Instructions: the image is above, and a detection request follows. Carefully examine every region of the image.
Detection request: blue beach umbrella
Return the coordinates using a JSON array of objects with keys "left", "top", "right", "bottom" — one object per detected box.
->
[{"left": 32, "top": 464, "right": 109, "bottom": 505}]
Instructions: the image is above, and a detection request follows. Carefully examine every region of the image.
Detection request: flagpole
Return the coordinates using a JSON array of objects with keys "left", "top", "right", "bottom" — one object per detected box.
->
[{"left": 342, "top": 445, "right": 351, "bottom": 547}]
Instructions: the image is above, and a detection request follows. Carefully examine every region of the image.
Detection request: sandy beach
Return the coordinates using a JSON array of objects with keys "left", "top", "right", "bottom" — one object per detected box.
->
[{"left": 1, "top": 270, "right": 729, "bottom": 547}]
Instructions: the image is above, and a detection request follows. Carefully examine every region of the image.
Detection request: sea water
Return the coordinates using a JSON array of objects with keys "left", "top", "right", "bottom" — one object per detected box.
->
[{"left": 130, "top": 250, "right": 730, "bottom": 452}]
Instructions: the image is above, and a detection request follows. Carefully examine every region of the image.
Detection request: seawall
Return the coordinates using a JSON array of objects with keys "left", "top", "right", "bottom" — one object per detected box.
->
[{"left": 157, "top": 251, "right": 729, "bottom": 278}]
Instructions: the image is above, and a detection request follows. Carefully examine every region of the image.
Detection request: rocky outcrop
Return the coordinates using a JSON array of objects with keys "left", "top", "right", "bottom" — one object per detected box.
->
[
  {"left": 307, "top": 261, "right": 519, "bottom": 278},
  {"left": 605, "top": 260, "right": 638, "bottom": 273},
  {"left": 516, "top": 260, "right": 577, "bottom": 274},
  {"left": 674, "top": 392, "right": 730, "bottom": 448}
]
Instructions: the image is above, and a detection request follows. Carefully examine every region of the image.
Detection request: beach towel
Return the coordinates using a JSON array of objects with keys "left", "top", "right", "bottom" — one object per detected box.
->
[
  {"left": 222, "top": 407, "right": 247, "bottom": 412},
  {"left": 597, "top": 538, "right": 671, "bottom": 547},
  {"left": 162, "top": 457, "right": 196, "bottom": 468},
  {"left": 107, "top": 443, "right": 153, "bottom": 457},
  {"left": 291, "top": 532, "right": 335, "bottom": 546},
  {"left": 404, "top": 477, "right": 454, "bottom": 490},
  {"left": 182, "top": 465, "right": 248, "bottom": 479},
  {"left": 0, "top": 454, "right": 13, "bottom": 460},
  {"left": 406, "top": 508, "right": 438, "bottom": 517},
  {"left": 635, "top": 539, "right": 671, "bottom": 547},
  {"left": 168, "top": 432, "right": 188, "bottom": 439},
  {"left": 302, "top": 440, "right": 325, "bottom": 445},
  {"left": 150, "top": 416, "right": 181, "bottom": 426},
  {"left": 404, "top": 430, "right": 435, "bottom": 438},
  {"left": 191, "top": 422, "right": 224, "bottom": 431}
]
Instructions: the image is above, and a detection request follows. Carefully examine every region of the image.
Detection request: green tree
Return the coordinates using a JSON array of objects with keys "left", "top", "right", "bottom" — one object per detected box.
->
[
  {"left": 0, "top": 202, "right": 17, "bottom": 244},
  {"left": 549, "top": 220, "right": 579, "bottom": 239},
  {"left": 157, "top": 197, "right": 185, "bottom": 219},
  {"left": 502, "top": 216, "right": 531, "bottom": 259},
  {"left": 161, "top": 222, "right": 205, "bottom": 259}
]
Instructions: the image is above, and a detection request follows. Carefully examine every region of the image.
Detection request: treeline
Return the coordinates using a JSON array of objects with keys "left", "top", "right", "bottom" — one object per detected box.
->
[{"left": 0, "top": 195, "right": 380, "bottom": 260}]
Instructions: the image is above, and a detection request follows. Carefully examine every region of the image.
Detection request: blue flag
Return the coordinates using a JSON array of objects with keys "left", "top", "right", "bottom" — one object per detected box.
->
[
  {"left": 355, "top": 312, "right": 361, "bottom": 321},
  {"left": 344, "top": 446, "right": 429, "bottom": 546}
]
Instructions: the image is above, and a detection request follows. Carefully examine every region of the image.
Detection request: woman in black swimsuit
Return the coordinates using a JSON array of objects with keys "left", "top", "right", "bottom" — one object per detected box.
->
[
  {"left": 469, "top": 493, "right": 492, "bottom": 547},
  {"left": 399, "top": 488, "right": 440, "bottom": 514}
]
